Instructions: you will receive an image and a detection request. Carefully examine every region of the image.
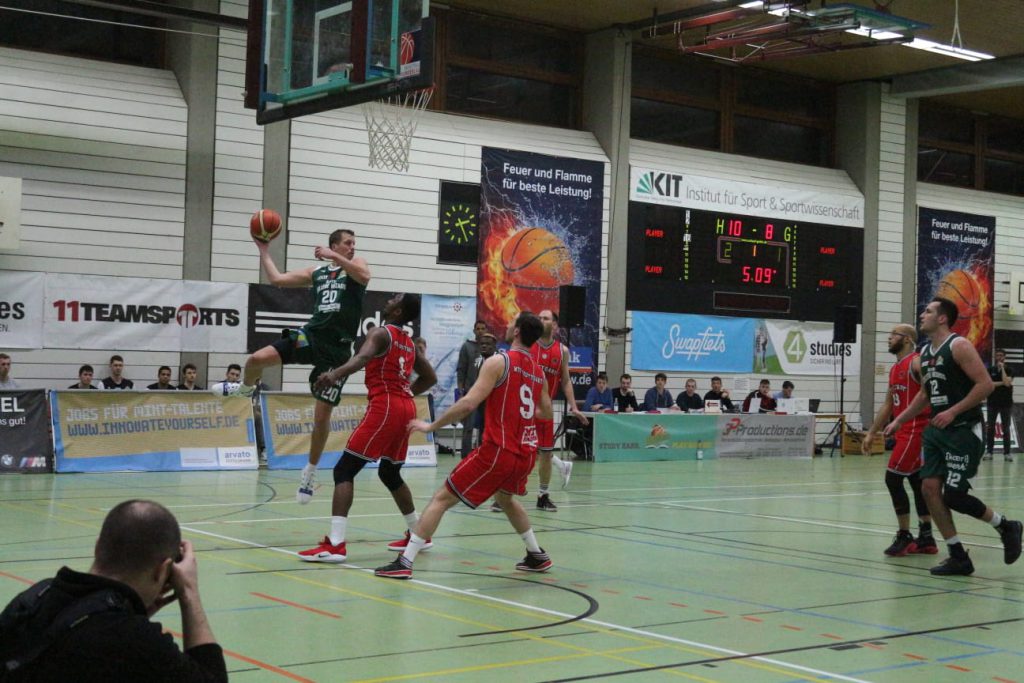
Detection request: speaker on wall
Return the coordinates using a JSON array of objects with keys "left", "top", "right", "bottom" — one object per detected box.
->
[
  {"left": 833, "top": 305, "right": 858, "bottom": 343},
  {"left": 558, "top": 285, "right": 586, "bottom": 329}
]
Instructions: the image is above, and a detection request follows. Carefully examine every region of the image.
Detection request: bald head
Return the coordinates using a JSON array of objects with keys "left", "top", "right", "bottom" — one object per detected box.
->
[{"left": 887, "top": 324, "right": 918, "bottom": 356}]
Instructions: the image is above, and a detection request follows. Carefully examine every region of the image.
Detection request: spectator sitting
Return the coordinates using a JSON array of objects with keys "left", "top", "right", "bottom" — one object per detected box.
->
[
  {"left": 0, "top": 499, "right": 227, "bottom": 682},
  {"left": 743, "top": 379, "right": 778, "bottom": 413},
  {"left": 612, "top": 373, "right": 639, "bottom": 413},
  {"left": 643, "top": 372, "right": 677, "bottom": 411},
  {"left": 773, "top": 380, "right": 795, "bottom": 400},
  {"left": 102, "top": 354, "right": 134, "bottom": 390},
  {"left": 177, "top": 363, "right": 204, "bottom": 391},
  {"left": 703, "top": 376, "right": 735, "bottom": 412},
  {"left": 69, "top": 364, "right": 98, "bottom": 389},
  {"left": 224, "top": 364, "right": 242, "bottom": 383},
  {"left": 675, "top": 378, "right": 704, "bottom": 412},
  {"left": 0, "top": 353, "right": 19, "bottom": 390},
  {"left": 583, "top": 372, "right": 613, "bottom": 411},
  {"left": 147, "top": 366, "right": 176, "bottom": 390}
]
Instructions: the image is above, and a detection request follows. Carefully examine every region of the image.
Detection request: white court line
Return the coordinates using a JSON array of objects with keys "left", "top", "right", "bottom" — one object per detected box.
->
[{"left": 180, "top": 524, "right": 871, "bottom": 683}]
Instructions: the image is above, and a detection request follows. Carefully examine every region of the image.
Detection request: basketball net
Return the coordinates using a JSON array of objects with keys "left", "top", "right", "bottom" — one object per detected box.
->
[{"left": 362, "top": 86, "right": 434, "bottom": 173}]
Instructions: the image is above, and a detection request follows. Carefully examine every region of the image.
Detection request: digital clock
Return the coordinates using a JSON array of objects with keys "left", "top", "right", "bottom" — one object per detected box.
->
[{"left": 628, "top": 203, "right": 863, "bottom": 322}]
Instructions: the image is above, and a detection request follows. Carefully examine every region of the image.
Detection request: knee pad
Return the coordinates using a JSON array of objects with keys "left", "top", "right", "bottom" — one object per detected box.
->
[
  {"left": 885, "top": 470, "right": 910, "bottom": 516},
  {"left": 942, "top": 486, "right": 986, "bottom": 519},
  {"left": 333, "top": 452, "right": 367, "bottom": 485},
  {"left": 377, "top": 459, "right": 405, "bottom": 492}
]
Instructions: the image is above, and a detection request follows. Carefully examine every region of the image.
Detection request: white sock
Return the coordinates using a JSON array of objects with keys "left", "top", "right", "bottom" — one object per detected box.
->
[
  {"left": 302, "top": 462, "right": 316, "bottom": 477},
  {"left": 402, "top": 533, "right": 428, "bottom": 563},
  {"left": 551, "top": 454, "right": 564, "bottom": 469},
  {"left": 538, "top": 485, "right": 549, "bottom": 496},
  {"left": 404, "top": 512, "right": 419, "bottom": 531},
  {"left": 990, "top": 512, "right": 1003, "bottom": 527},
  {"left": 945, "top": 534, "right": 961, "bottom": 546},
  {"left": 521, "top": 529, "right": 541, "bottom": 554},
  {"left": 329, "top": 516, "right": 347, "bottom": 545}
]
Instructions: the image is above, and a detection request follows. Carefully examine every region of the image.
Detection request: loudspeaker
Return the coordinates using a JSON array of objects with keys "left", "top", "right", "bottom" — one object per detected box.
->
[
  {"left": 833, "top": 305, "right": 858, "bottom": 343},
  {"left": 558, "top": 285, "right": 586, "bottom": 329}
]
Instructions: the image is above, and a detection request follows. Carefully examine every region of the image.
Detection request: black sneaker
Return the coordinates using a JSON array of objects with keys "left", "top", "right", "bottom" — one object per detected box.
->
[
  {"left": 374, "top": 556, "right": 412, "bottom": 580},
  {"left": 909, "top": 535, "right": 939, "bottom": 555},
  {"left": 515, "top": 548, "right": 552, "bottom": 572},
  {"left": 884, "top": 530, "right": 915, "bottom": 557},
  {"left": 929, "top": 553, "right": 974, "bottom": 576},
  {"left": 537, "top": 494, "right": 557, "bottom": 512},
  {"left": 999, "top": 519, "right": 1023, "bottom": 565}
]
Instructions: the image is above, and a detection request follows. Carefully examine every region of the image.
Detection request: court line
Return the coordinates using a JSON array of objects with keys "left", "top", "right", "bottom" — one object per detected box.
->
[
  {"left": 250, "top": 591, "right": 342, "bottom": 619},
  {"left": 180, "top": 524, "right": 872, "bottom": 683},
  {"left": 166, "top": 629, "right": 315, "bottom": 683}
]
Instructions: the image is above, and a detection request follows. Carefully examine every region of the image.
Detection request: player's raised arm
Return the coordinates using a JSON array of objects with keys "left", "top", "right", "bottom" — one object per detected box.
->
[
  {"left": 314, "top": 230, "right": 370, "bottom": 285},
  {"left": 255, "top": 239, "right": 315, "bottom": 288}
]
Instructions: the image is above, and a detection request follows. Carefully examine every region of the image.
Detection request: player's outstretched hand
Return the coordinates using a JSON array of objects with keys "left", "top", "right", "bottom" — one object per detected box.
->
[
  {"left": 861, "top": 430, "right": 875, "bottom": 456},
  {"left": 408, "top": 419, "right": 432, "bottom": 434}
]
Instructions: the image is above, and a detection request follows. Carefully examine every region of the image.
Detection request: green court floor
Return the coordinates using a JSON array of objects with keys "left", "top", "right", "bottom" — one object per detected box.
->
[{"left": 2, "top": 455, "right": 1022, "bottom": 682}]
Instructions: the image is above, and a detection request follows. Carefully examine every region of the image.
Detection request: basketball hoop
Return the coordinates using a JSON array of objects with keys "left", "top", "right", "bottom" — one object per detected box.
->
[{"left": 362, "top": 86, "right": 434, "bottom": 173}]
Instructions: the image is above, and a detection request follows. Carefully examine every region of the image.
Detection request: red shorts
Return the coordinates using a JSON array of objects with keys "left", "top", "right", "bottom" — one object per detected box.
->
[
  {"left": 345, "top": 393, "right": 416, "bottom": 464},
  {"left": 887, "top": 428, "right": 923, "bottom": 474},
  {"left": 536, "top": 418, "right": 555, "bottom": 450},
  {"left": 446, "top": 441, "right": 537, "bottom": 508}
]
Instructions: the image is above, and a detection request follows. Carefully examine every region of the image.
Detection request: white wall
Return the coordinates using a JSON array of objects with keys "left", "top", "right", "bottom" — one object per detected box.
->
[
  {"left": 0, "top": 47, "right": 187, "bottom": 388},
  {"left": 628, "top": 140, "right": 865, "bottom": 426}
]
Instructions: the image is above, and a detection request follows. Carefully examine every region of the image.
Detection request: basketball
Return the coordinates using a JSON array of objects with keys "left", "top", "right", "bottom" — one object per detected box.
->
[
  {"left": 250, "top": 209, "right": 282, "bottom": 243},
  {"left": 500, "top": 228, "right": 574, "bottom": 312},
  {"left": 934, "top": 268, "right": 982, "bottom": 320}
]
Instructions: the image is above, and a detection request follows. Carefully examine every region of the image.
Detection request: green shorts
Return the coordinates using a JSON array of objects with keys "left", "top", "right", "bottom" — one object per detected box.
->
[
  {"left": 920, "top": 422, "right": 984, "bottom": 492},
  {"left": 272, "top": 328, "right": 353, "bottom": 406}
]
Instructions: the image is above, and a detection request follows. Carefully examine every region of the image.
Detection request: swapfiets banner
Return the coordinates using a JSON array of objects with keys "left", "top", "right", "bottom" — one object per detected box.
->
[
  {"left": 51, "top": 390, "right": 257, "bottom": 472},
  {"left": 632, "top": 312, "right": 860, "bottom": 376}
]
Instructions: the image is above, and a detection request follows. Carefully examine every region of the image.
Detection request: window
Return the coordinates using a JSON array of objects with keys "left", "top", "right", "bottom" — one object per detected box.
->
[
  {"left": 918, "top": 103, "right": 1024, "bottom": 196},
  {"left": 630, "top": 47, "right": 835, "bottom": 167}
]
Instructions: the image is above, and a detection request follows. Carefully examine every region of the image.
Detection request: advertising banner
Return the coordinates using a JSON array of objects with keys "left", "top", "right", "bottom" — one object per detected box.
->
[
  {"left": 51, "top": 391, "right": 257, "bottom": 472},
  {"left": 715, "top": 413, "right": 814, "bottom": 458},
  {"left": 0, "top": 390, "right": 53, "bottom": 473},
  {"left": 632, "top": 311, "right": 754, "bottom": 373},
  {"left": 261, "top": 393, "right": 435, "bottom": 469},
  {"left": 0, "top": 272, "right": 43, "bottom": 349},
  {"left": 761, "top": 320, "right": 860, "bottom": 376},
  {"left": 629, "top": 167, "right": 864, "bottom": 228},
  {"left": 477, "top": 148, "right": 604, "bottom": 397},
  {"left": 591, "top": 413, "right": 719, "bottom": 462},
  {"left": 916, "top": 207, "right": 996, "bottom": 362},
  {"left": 420, "top": 294, "right": 476, "bottom": 416},
  {"left": 45, "top": 275, "right": 248, "bottom": 352}
]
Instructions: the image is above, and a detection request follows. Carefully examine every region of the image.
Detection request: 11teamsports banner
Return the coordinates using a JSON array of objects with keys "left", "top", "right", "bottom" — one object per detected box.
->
[
  {"left": 45, "top": 274, "right": 248, "bottom": 352},
  {"left": 632, "top": 312, "right": 859, "bottom": 376},
  {"left": 0, "top": 390, "right": 53, "bottom": 473},
  {"left": 0, "top": 271, "right": 43, "bottom": 349},
  {"left": 261, "top": 393, "right": 435, "bottom": 469},
  {"left": 477, "top": 149, "right": 604, "bottom": 396},
  {"left": 421, "top": 294, "right": 476, "bottom": 416},
  {"left": 916, "top": 207, "right": 995, "bottom": 362},
  {"left": 51, "top": 391, "right": 257, "bottom": 472}
]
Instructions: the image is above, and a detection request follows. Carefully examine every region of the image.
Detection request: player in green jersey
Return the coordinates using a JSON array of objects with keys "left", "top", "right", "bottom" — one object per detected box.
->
[
  {"left": 886, "top": 297, "right": 1022, "bottom": 576},
  {"left": 230, "top": 229, "right": 370, "bottom": 504}
]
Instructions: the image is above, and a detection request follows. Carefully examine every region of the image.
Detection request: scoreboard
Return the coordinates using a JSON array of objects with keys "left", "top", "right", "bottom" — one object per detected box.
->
[{"left": 627, "top": 202, "right": 863, "bottom": 322}]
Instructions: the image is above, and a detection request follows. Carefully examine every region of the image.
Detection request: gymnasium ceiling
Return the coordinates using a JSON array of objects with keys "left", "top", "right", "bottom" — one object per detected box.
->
[{"left": 443, "top": 0, "right": 1024, "bottom": 119}]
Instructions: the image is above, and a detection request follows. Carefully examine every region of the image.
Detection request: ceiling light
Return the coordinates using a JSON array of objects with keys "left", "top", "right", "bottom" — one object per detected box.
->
[{"left": 903, "top": 37, "right": 993, "bottom": 62}]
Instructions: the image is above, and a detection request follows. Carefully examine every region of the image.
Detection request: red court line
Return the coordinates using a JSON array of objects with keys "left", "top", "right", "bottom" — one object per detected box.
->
[
  {"left": 669, "top": 602, "right": 688, "bottom": 608},
  {"left": 168, "top": 629, "right": 316, "bottom": 682},
  {"left": 743, "top": 616, "right": 763, "bottom": 623},
  {"left": 946, "top": 665, "right": 971, "bottom": 673},
  {"left": 903, "top": 653, "right": 928, "bottom": 661},
  {"left": 634, "top": 596, "right": 653, "bottom": 601},
  {"left": 250, "top": 592, "right": 341, "bottom": 619},
  {"left": 993, "top": 677, "right": 1016, "bottom": 683},
  {"left": 704, "top": 609, "right": 727, "bottom": 616},
  {"left": 781, "top": 625, "right": 803, "bottom": 631},
  {"left": 0, "top": 570, "right": 35, "bottom": 585},
  {"left": 820, "top": 633, "right": 842, "bottom": 640}
]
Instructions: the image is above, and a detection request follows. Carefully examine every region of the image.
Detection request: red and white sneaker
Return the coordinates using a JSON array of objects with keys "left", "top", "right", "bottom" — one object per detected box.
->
[
  {"left": 386, "top": 530, "right": 433, "bottom": 551},
  {"left": 298, "top": 537, "right": 347, "bottom": 563}
]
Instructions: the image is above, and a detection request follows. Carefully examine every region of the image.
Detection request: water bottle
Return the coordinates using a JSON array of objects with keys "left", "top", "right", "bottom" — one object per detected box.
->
[{"left": 696, "top": 440, "right": 704, "bottom": 460}]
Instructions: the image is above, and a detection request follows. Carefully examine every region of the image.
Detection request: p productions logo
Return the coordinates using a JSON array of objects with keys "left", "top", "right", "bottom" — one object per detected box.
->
[
  {"left": 784, "top": 330, "right": 808, "bottom": 363},
  {"left": 722, "top": 417, "right": 742, "bottom": 436}
]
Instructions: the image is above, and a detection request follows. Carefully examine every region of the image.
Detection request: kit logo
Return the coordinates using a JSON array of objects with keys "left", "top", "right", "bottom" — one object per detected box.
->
[{"left": 635, "top": 170, "right": 682, "bottom": 198}]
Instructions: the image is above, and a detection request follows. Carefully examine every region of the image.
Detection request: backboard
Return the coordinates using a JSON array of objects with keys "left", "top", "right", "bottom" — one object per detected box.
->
[{"left": 249, "top": 0, "right": 434, "bottom": 125}]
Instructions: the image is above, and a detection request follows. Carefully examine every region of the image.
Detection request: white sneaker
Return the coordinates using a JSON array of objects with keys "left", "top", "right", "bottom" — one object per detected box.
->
[
  {"left": 560, "top": 460, "right": 573, "bottom": 489},
  {"left": 210, "top": 381, "right": 238, "bottom": 396},
  {"left": 297, "top": 469, "right": 317, "bottom": 504}
]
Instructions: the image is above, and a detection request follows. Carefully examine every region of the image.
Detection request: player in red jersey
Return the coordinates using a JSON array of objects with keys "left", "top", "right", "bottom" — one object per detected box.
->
[
  {"left": 530, "top": 310, "right": 588, "bottom": 512},
  {"left": 297, "top": 293, "right": 437, "bottom": 563},
  {"left": 375, "top": 312, "right": 554, "bottom": 579},
  {"left": 863, "top": 324, "right": 937, "bottom": 556}
]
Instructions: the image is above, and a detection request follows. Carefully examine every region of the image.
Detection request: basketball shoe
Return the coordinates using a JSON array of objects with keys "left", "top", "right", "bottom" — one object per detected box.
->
[
  {"left": 908, "top": 534, "right": 939, "bottom": 554},
  {"left": 298, "top": 537, "right": 346, "bottom": 563},
  {"left": 375, "top": 556, "right": 413, "bottom": 579},
  {"left": 515, "top": 548, "right": 552, "bottom": 572},
  {"left": 489, "top": 501, "right": 503, "bottom": 512},
  {"left": 224, "top": 382, "right": 256, "bottom": 398},
  {"left": 386, "top": 530, "right": 433, "bottom": 551},
  {"left": 930, "top": 553, "right": 974, "bottom": 576},
  {"left": 884, "top": 530, "right": 915, "bottom": 557},
  {"left": 537, "top": 494, "right": 557, "bottom": 512},
  {"left": 297, "top": 468, "right": 317, "bottom": 504},
  {"left": 999, "top": 519, "right": 1023, "bottom": 565},
  {"left": 559, "top": 460, "right": 573, "bottom": 489}
]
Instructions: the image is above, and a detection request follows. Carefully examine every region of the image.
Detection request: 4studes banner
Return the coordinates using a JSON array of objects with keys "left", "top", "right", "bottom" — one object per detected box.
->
[{"left": 477, "top": 149, "right": 605, "bottom": 397}]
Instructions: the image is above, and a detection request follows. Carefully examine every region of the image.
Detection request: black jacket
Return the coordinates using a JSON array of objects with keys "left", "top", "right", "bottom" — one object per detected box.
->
[{"left": 0, "top": 567, "right": 226, "bottom": 683}]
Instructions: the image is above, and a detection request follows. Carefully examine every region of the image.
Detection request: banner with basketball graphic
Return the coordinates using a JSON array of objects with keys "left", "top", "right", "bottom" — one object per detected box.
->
[
  {"left": 45, "top": 274, "right": 248, "bottom": 352},
  {"left": 477, "top": 148, "right": 605, "bottom": 395},
  {"left": 916, "top": 208, "right": 995, "bottom": 361}
]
